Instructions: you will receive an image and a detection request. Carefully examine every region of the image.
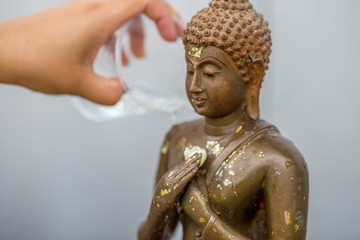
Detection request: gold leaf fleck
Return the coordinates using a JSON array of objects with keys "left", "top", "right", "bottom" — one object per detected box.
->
[{"left": 284, "top": 211, "right": 291, "bottom": 225}]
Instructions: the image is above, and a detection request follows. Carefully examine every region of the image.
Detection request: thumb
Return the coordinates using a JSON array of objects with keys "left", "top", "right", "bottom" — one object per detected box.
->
[{"left": 75, "top": 73, "right": 124, "bottom": 106}]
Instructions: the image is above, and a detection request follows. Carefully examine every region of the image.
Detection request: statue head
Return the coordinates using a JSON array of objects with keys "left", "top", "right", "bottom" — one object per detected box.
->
[{"left": 183, "top": 0, "right": 272, "bottom": 120}]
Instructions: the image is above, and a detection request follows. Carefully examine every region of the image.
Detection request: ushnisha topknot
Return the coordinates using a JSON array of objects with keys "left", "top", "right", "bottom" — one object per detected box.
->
[{"left": 183, "top": 0, "right": 272, "bottom": 82}]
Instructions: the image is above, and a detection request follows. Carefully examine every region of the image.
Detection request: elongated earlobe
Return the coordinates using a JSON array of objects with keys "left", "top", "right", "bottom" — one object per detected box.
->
[{"left": 245, "top": 60, "right": 264, "bottom": 120}]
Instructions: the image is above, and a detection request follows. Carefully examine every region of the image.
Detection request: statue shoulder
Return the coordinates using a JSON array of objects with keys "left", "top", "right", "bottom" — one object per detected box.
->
[
  {"left": 248, "top": 121, "right": 308, "bottom": 177},
  {"left": 161, "top": 119, "right": 204, "bottom": 169},
  {"left": 166, "top": 118, "right": 204, "bottom": 141}
]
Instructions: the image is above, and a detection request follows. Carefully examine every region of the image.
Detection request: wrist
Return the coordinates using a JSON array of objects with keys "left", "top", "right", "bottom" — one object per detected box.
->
[
  {"left": 0, "top": 20, "right": 29, "bottom": 87},
  {"left": 201, "top": 215, "right": 218, "bottom": 240},
  {"left": 0, "top": 23, "right": 15, "bottom": 85},
  {"left": 149, "top": 199, "right": 176, "bottom": 218},
  {"left": 196, "top": 206, "right": 215, "bottom": 229}
]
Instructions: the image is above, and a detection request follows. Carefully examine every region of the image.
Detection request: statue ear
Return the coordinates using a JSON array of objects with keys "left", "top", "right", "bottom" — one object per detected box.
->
[{"left": 245, "top": 59, "right": 264, "bottom": 121}]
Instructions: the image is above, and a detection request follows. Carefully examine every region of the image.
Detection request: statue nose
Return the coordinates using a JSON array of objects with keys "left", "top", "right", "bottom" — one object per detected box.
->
[{"left": 189, "top": 72, "right": 204, "bottom": 93}]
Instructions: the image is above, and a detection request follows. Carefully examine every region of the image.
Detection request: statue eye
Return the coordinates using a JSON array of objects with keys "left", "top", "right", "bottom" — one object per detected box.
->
[
  {"left": 202, "top": 64, "right": 220, "bottom": 78},
  {"left": 203, "top": 72, "right": 217, "bottom": 78}
]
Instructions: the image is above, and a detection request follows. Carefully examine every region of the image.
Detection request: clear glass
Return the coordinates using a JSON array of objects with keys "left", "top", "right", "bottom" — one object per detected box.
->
[{"left": 72, "top": 17, "right": 189, "bottom": 122}]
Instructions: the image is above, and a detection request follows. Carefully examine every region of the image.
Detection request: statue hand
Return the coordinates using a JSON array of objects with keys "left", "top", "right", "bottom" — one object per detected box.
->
[{"left": 151, "top": 153, "right": 201, "bottom": 213}]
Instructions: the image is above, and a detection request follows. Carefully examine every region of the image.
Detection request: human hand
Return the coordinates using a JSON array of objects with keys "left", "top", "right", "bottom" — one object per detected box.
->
[
  {"left": 120, "top": 16, "right": 145, "bottom": 66},
  {"left": 0, "top": 0, "right": 183, "bottom": 105},
  {"left": 151, "top": 153, "right": 201, "bottom": 214}
]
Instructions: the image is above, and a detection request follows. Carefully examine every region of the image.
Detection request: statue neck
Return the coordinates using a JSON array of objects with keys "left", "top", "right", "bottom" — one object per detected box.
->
[{"left": 204, "top": 109, "right": 245, "bottom": 137}]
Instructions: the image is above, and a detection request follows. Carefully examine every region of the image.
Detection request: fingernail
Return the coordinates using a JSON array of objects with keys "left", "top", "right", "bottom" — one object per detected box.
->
[
  {"left": 170, "top": 7, "right": 181, "bottom": 20},
  {"left": 134, "top": 48, "right": 145, "bottom": 58}
]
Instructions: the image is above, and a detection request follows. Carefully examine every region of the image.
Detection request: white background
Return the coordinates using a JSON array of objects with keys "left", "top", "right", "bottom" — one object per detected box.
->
[{"left": 1, "top": 0, "right": 360, "bottom": 239}]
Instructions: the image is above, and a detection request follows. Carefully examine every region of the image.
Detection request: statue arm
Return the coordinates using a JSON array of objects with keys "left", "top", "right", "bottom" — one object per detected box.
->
[
  {"left": 200, "top": 217, "right": 251, "bottom": 240},
  {"left": 138, "top": 131, "right": 201, "bottom": 240},
  {"left": 186, "top": 159, "right": 308, "bottom": 240},
  {"left": 138, "top": 133, "right": 175, "bottom": 240},
  {"left": 184, "top": 139, "right": 308, "bottom": 240},
  {"left": 264, "top": 153, "right": 309, "bottom": 240},
  {"left": 182, "top": 181, "right": 251, "bottom": 240}
]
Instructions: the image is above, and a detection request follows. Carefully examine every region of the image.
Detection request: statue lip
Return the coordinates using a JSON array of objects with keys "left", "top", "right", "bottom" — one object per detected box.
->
[
  {"left": 194, "top": 97, "right": 207, "bottom": 101},
  {"left": 191, "top": 93, "right": 207, "bottom": 100},
  {"left": 192, "top": 96, "right": 207, "bottom": 107}
]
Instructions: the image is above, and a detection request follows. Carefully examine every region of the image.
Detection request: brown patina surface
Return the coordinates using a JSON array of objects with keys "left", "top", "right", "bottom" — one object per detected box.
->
[{"left": 138, "top": 1, "right": 308, "bottom": 239}]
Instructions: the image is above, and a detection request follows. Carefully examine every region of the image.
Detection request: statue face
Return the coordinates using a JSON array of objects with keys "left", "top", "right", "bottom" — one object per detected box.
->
[{"left": 185, "top": 43, "right": 246, "bottom": 118}]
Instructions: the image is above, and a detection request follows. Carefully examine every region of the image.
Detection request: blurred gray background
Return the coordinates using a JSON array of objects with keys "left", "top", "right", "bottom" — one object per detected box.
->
[{"left": 1, "top": 0, "right": 360, "bottom": 239}]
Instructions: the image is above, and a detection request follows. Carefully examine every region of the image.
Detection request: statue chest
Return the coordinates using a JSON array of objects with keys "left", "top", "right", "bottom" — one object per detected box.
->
[
  {"left": 167, "top": 123, "right": 271, "bottom": 223},
  {"left": 180, "top": 144, "right": 268, "bottom": 224},
  {"left": 207, "top": 156, "right": 267, "bottom": 222}
]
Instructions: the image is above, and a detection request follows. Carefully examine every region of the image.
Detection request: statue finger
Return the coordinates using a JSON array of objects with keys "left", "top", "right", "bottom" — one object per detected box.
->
[
  {"left": 170, "top": 160, "right": 199, "bottom": 185},
  {"left": 167, "top": 153, "right": 200, "bottom": 178},
  {"left": 171, "top": 167, "right": 198, "bottom": 191}
]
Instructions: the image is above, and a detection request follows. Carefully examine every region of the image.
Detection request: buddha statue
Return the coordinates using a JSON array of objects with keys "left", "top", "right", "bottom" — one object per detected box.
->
[{"left": 138, "top": 0, "right": 309, "bottom": 239}]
